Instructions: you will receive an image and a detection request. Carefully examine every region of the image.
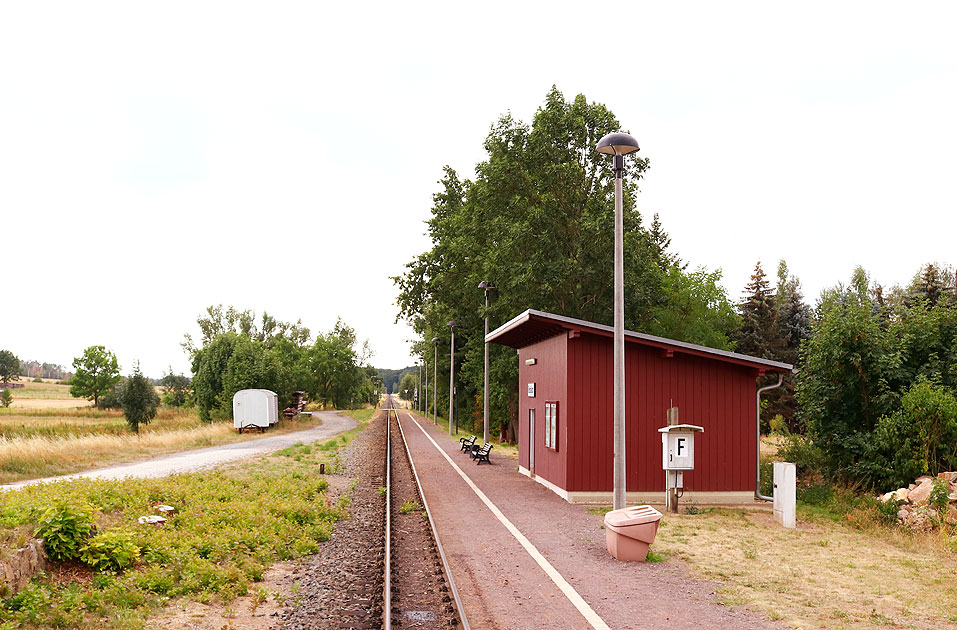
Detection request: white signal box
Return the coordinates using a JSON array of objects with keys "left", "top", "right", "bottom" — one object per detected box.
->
[{"left": 658, "top": 424, "right": 704, "bottom": 471}]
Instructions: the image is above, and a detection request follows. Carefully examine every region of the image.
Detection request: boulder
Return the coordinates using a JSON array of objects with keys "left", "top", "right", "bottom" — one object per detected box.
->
[
  {"left": 881, "top": 491, "right": 895, "bottom": 503},
  {"left": 907, "top": 478, "right": 934, "bottom": 505},
  {"left": 936, "top": 471, "right": 957, "bottom": 483},
  {"left": 946, "top": 505, "right": 957, "bottom": 526},
  {"left": 0, "top": 539, "right": 46, "bottom": 596},
  {"left": 900, "top": 505, "right": 935, "bottom": 532},
  {"left": 893, "top": 488, "right": 910, "bottom": 502},
  {"left": 949, "top": 482, "right": 957, "bottom": 502}
]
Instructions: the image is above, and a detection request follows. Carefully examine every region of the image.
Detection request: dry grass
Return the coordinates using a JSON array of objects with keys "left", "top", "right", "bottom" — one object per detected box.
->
[
  {"left": 0, "top": 409, "right": 323, "bottom": 484},
  {"left": 5, "top": 380, "right": 76, "bottom": 400},
  {"left": 650, "top": 508, "right": 957, "bottom": 629}
]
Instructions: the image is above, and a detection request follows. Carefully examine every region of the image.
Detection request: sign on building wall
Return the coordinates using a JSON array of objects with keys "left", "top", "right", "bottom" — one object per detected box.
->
[{"left": 527, "top": 383, "right": 536, "bottom": 397}]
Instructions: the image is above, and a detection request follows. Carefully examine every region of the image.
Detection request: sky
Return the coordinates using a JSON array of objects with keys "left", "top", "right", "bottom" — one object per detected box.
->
[{"left": 2, "top": 1, "right": 956, "bottom": 377}]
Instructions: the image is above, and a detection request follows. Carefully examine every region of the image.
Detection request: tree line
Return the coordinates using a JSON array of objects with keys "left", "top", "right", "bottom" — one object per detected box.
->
[{"left": 395, "top": 86, "right": 955, "bottom": 490}]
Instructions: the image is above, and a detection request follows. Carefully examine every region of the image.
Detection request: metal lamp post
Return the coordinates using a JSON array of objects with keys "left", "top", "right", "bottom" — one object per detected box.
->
[
  {"left": 448, "top": 321, "right": 457, "bottom": 435},
  {"left": 596, "top": 131, "right": 640, "bottom": 511},
  {"left": 432, "top": 337, "right": 439, "bottom": 424},
  {"left": 478, "top": 281, "right": 495, "bottom": 445},
  {"left": 423, "top": 358, "right": 428, "bottom": 420}
]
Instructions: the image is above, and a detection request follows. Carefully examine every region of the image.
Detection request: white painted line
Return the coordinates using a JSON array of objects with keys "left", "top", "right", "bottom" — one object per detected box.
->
[{"left": 405, "top": 413, "right": 611, "bottom": 630}]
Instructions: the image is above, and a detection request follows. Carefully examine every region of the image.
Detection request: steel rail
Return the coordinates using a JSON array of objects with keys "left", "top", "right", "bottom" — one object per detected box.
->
[
  {"left": 394, "top": 406, "right": 471, "bottom": 630},
  {"left": 383, "top": 398, "right": 392, "bottom": 630}
]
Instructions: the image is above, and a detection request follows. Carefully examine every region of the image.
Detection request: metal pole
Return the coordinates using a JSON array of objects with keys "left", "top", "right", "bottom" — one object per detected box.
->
[
  {"left": 449, "top": 328, "right": 455, "bottom": 435},
  {"left": 483, "top": 290, "right": 490, "bottom": 445},
  {"left": 423, "top": 359, "right": 428, "bottom": 421},
  {"left": 417, "top": 362, "right": 421, "bottom": 411},
  {"left": 433, "top": 342, "right": 438, "bottom": 424},
  {"left": 613, "top": 154, "right": 626, "bottom": 511}
]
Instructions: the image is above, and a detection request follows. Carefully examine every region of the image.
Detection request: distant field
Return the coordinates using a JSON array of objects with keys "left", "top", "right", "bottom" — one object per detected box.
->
[
  {"left": 0, "top": 407, "right": 323, "bottom": 483},
  {"left": 6, "top": 379, "right": 76, "bottom": 399}
]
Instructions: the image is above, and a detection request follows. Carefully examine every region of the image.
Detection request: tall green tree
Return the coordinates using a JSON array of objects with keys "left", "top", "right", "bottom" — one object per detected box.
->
[
  {"left": 796, "top": 268, "right": 903, "bottom": 475},
  {"left": 121, "top": 363, "right": 159, "bottom": 433},
  {"left": 769, "top": 260, "right": 812, "bottom": 430},
  {"left": 395, "top": 87, "right": 739, "bottom": 442},
  {"left": 70, "top": 346, "right": 121, "bottom": 407},
  {"left": 0, "top": 350, "right": 19, "bottom": 385}
]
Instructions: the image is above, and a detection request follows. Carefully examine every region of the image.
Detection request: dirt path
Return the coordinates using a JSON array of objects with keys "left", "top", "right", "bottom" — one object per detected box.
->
[
  {"left": 397, "top": 409, "right": 785, "bottom": 630},
  {"left": 0, "top": 411, "right": 357, "bottom": 491}
]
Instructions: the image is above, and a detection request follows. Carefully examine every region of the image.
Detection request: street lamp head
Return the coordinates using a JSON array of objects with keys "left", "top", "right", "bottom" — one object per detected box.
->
[
  {"left": 596, "top": 132, "right": 640, "bottom": 156},
  {"left": 432, "top": 337, "right": 440, "bottom": 343},
  {"left": 478, "top": 280, "right": 496, "bottom": 290},
  {"left": 448, "top": 320, "right": 457, "bottom": 328}
]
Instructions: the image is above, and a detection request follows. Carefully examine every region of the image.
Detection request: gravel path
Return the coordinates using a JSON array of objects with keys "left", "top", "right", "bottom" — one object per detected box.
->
[
  {"left": 0, "top": 411, "right": 356, "bottom": 491},
  {"left": 272, "top": 409, "right": 386, "bottom": 629}
]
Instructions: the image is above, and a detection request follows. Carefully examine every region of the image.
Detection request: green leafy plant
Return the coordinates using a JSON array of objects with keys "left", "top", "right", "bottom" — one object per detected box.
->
[
  {"left": 34, "top": 502, "right": 95, "bottom": 561},
  {"left": 929, "top": 478, "right": 950, "bottom": 517},
  {"left": 0, "top": 389, "right": 11, "bottom": 408},
  {"left": 79, "top": 530, "right": 140, "bottom": 571},
  {"left": 399, "top": 499, "right": 420, "bottom": 514}
]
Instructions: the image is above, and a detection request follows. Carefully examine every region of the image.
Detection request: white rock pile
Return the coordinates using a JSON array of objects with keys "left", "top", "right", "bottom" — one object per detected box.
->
[{"left": 880, "top": 471, "right": 957, "bottom": 531}]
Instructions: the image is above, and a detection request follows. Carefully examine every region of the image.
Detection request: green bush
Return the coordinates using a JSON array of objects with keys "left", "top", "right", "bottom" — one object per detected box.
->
[
  {"left": 930, "top": 478, "right": 950, "bottom": 517},
  {"left": 858, "top": 380, "right": 957, "bottom": 489},
  {"left": 777, "top": 433, "right": 829, "bottom": 479},
  {"left": 80, "top": 530, "right": 140, "bottom": 571},
  {"left": 0, "top": 389, "right": 11, "bottom": 408},
  {"left": 34, "top": 503, "right": 96, "bottom": 561}
]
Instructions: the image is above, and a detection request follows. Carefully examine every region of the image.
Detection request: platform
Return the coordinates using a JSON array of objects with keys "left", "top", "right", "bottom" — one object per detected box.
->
[{"left": 397, "top": 410, "right": 783, "bottom": 630}]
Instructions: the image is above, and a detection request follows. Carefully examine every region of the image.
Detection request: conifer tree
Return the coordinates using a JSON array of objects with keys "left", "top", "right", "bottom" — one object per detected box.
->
[{"left": 773, "top": 260, "right": 811, "bottom": 430}]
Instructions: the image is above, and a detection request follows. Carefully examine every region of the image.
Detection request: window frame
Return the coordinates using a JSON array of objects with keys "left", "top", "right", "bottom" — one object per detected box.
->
[{"left": 544, "top": 401, "right": 559, "bottom": 451}]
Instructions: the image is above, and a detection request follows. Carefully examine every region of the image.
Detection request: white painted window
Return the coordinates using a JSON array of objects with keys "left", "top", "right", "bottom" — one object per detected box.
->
[{"left": 544, "top": 401, "right": 558, "bottom": 450}]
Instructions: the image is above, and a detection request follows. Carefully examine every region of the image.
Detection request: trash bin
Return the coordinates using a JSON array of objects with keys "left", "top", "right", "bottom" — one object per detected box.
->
[{"left": 604, "top": 505, "right": 663, "bottom": 561}]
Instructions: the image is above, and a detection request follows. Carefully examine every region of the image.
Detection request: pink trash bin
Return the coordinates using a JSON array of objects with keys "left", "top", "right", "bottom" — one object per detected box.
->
[{"left": 604, "top": 505, "right": 663, "bottom": 561}]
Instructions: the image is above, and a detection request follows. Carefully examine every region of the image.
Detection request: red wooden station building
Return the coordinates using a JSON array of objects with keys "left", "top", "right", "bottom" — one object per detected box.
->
[{"left": 486, "top": 309, "right": 793, "bottom": 504}]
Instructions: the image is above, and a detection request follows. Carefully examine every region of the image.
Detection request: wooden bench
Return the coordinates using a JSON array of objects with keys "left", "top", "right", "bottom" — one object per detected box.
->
[
  {"left": 473, "top": 443, "right": 493, "bottom": 465},
  {"left": 459, "top": 435, "right": 477, "bottom": 453}
]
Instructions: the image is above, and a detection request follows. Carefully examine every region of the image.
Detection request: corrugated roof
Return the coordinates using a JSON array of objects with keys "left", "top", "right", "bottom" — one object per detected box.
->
[{"left": 486, "top": 309, "right": 793, "bottom": 373}]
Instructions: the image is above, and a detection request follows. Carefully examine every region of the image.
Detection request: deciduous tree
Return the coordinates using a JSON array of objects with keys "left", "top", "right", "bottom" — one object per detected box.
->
[
  {"left": 0, "top": 350, "right": 19, "bottom": 385},
  {"left": 70, "top": 346, "right": 121, "bottom": 407}
]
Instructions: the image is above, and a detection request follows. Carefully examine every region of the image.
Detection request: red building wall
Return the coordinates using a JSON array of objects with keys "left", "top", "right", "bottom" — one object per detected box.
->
[
  {"left": 518, "top": 334, "right": 567, "bottom": 489},
  {"left": 520, "top": 331, "right": 758, "bottom": 494}
]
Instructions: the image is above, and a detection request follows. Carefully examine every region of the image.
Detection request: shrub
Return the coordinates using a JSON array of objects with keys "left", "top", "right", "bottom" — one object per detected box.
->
[
  {"left": 930, "top": 478, "right": 950, "bottom": 517},
  {"left": 0, "top": 389, "right": 11, "bottom": 408},
  {"left": 80, "top": 530, "right": 140, "bottom": 571},
  {"left": 777, "top": 433, "right": 829, "bottom": 479},
  {"left": 34, "top": 502, "right": 96, "bottom": 561},
  {"left": 858, "top": 380, "right": 957, "bottom": 489}
]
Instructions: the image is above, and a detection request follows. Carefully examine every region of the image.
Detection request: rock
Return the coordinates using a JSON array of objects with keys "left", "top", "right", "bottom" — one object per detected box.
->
[
  {"left": 881, "top": 491, "right": 895, "bottom": 503},
  {"left": 897, "top": 508, "right": 910, "bottom": 521},
  {"left": 936, "top": 471, "right": 957, "bottom": 482},
  {"left": 909, "top": 483, "right": 917, "bottom": 490},
  {"left": 901, "top": 505, "right": 936, "bottom": 532},
  {"left": 949, "top": 482, "right": 957, "bottom": 502},
  {"left": 946, "top": 505, "right": 957, "bottom": 526},
  {"left": 916, "top": 475, "right": 934, "bottom": 484},
  {"left": 0, "top": 539, "right": 47, "bottom": 596},
  {"left": 893, "top": 488, "right": 910, "bottom": 502},
  {"left": 908, "top": 479, "right": 934, "bottom": 505}
]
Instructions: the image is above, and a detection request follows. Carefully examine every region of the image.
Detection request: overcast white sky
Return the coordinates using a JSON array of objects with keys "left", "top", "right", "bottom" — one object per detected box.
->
[{"left": 2, "top": 2, "right": 956, "bottom": 377}]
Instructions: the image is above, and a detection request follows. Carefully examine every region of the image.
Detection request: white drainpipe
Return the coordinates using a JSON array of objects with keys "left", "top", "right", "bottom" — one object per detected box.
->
[{"left": 755, "top": 373, "right": 785, "bottom": 502}]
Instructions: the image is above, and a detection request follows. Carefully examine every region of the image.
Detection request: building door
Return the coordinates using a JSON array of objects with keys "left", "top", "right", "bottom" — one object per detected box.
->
[{"left": 528, "top": 408, "right": 535, "bottom": 475}]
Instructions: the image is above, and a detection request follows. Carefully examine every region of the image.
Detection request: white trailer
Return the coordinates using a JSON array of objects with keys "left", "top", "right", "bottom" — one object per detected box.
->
[{"left": 233, "top": 389, "right": 279, "bottom": 432}]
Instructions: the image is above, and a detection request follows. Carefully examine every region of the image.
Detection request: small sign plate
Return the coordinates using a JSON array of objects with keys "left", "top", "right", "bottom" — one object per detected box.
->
[{"left": 527, "top": 383, "right": 536, "bottom": 398}]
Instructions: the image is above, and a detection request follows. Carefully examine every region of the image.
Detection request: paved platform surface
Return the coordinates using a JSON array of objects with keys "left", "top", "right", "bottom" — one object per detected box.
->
[
  {"left": 397, "top": 410, "right": 783, "bottom": 630},
  {"left": 1, "top": 411, "right": 356, "bottom": 491}
]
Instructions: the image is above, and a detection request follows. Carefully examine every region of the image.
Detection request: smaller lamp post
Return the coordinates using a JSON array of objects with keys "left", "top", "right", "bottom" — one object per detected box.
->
[
  {"left": 432, "top": 337, "right": 439, "bottom": 424},
  {"left": 448, "top": 321, "right": 457, "bottom": 435},
  {"left": 478, "top": 281, "right": 495, "bottom": 445}
]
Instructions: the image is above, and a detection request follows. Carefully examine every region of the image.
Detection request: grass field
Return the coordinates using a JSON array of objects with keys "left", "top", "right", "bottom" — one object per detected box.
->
[
  {"left": 5, "top": 380, "right": 75, "bottom": 400},
  {"left": 629, "top": 505, "right": 957, "bottom": 629},
  {"left": 0, "top": 408, "right": 323, "bottom": 484}
]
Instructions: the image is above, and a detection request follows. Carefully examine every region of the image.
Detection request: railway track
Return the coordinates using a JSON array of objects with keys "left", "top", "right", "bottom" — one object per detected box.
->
[{"left": 384, "top": 396, "right": 468, "bottom": 629}]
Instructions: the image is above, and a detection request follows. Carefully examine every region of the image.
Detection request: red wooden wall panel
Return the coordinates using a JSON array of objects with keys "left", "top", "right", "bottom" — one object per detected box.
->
[
  {"left": 558, "top": 332, "right": 758, "bottom": 493},
  {"left": 518, "top": 335, "right": 568, "bottom": 488}
]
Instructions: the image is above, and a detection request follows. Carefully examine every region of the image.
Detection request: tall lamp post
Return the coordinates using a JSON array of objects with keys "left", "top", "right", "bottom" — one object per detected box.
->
[
  {"left": 432, "top": 337, "right": 439, "bottom": 424},
  {"left": 423, "top": 357, "right": 428, "bottom": 421},
  {"left": 478, "top": 281, "right": 495, "bottom": 445},
  {"left": 596, "top": 130, "right": 640, "bottom": 511},
  {"left": 448, "top": 321, "right": 457, "bottom": 435}
]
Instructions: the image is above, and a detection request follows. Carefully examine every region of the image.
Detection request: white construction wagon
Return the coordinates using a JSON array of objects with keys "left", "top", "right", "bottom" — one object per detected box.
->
[{"left": 232, "top": 389, "right": 279, "bottom": 432}]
